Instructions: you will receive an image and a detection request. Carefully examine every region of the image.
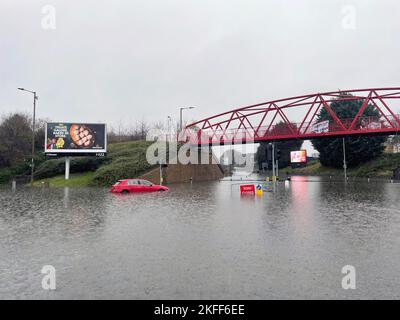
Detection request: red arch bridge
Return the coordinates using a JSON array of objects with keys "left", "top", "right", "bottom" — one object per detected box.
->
[{"left": 181, "top": 88, "right": 400, "bottom": 146}]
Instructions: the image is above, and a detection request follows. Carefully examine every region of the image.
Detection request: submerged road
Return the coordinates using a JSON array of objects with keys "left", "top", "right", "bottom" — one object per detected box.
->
[{"left": 0, "top": 174, "right": 400, "bottom": 299}]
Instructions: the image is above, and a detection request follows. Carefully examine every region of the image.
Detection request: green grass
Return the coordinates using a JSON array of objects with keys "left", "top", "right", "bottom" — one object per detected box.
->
[
  {"left": 33, "top": 172, "right": 96, "bottom": 187},
  {"left": 351, "top": 153, "right": 400, "bottom": 177},
  {"left": 284, "top": 160, "right": 342, "bottom": 176},
  {"left": 31, "top": 140, "right": 158, "bottom": 187},
  {"left": 90, "top": 140, "right": 157, "bottom": 186},
  {"left": 284, "top": 153, "right": 400, "bottom": 177},
  {"left": 5, "top": 140, "right": 400, "bottom": 187}
]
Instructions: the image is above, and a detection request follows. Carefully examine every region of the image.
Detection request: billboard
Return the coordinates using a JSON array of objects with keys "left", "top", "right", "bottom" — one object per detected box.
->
[
  {"left": 45, "top": 123, "right": 107, "bottom": 155},
  {"left": 290, "top": 150, "right": 307, "bottom": 163},
  {"left": 311, "top": 120, "right": 329, "bottom": 133}
]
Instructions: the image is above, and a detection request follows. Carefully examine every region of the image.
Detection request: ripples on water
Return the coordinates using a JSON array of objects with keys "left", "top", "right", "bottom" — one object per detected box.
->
[{"left": 0, "top": 177, "right": 399, "bottom": 299}]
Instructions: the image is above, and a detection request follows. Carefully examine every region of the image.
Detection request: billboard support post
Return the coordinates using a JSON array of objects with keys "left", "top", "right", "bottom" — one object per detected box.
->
[{"left": 65, "top": 157, "right": 70, "bottom": 180}]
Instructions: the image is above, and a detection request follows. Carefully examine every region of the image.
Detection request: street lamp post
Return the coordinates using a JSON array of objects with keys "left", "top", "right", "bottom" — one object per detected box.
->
[
  {"left": 167, "top": 116, "right": 172, "bottom": 142},
  {"left": 271, "top": 142, "right": 275, "bottom": 180},
  {"left": 179, "top": 107, "right": 195, "bottom": 132},
  {"left": 18, "top": 88, "right": 38, "bottom": 186}
]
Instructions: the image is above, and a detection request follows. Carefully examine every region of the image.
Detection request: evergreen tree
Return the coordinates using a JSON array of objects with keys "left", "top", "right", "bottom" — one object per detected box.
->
[
  {"left": 312, "top": 94, "right": 386, "bottom": 168},
  {"left": 256, "top": 121, "right": 303, "bottom": 168}
]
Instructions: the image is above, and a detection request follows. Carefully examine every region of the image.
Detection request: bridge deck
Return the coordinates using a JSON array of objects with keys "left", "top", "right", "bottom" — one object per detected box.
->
[{"left": 182, "top": 88, "right": 400, "bottom": 145}]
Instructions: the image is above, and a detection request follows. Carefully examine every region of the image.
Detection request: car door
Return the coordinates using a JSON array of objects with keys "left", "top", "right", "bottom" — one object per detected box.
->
[
  {"left": 127, "top": 180, "right": 140, "bottom": 192},
  {"left": 138, "top": 180, "right": 153, "bottom": 192}
]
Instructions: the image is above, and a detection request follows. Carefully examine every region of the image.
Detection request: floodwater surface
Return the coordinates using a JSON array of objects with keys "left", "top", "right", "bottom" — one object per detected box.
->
[{"left": 0, "top": 176, "right": 400, "bottom": 299}]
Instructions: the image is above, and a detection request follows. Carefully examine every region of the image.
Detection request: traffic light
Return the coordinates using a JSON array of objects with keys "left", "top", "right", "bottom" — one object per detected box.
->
[
  {"left": 276, "top": 148, "right": 281, "bottom": 160},
  {"left": 266, "top": 144, "right": 273, "bottom": 161}
]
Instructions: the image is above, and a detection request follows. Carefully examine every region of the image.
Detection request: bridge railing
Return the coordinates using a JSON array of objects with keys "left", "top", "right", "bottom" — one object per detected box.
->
[{"left": 181, "top": 114, "right": 400, "bottom": 145}]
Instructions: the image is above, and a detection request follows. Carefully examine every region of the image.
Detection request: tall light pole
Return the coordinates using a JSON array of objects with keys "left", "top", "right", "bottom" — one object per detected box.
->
[
  {"left": 167, "top": 116, "right": 172, "bottom": 142},
  {"left": 18, "top": 88, "right": 38, "bottom": 186},
  {"left": 343, "top": 137, "right": 347, "bottom": 181},
  {"left": 271, "top": 142, "right": 275, "bottom": 180},
  {"left": 179, "top": 107, "right": 195, "bottom": 132}
]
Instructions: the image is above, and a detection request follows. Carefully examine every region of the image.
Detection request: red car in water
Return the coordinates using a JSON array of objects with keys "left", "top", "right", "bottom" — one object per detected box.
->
[{"left": 110, "top": 179, "right": 169, "bottom": 194}]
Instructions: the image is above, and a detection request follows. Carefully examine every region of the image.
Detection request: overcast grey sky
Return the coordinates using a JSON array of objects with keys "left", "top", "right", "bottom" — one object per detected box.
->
[{"left": 1, "top": 0, "right": 399, "bottom": 133}]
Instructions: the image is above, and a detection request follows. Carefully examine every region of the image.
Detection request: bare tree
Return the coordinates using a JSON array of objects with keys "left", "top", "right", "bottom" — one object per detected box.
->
[
  {"left": 106, "top": 119, "right": 153, "bottom": 142},
  {"left": 138, "top": 119, "right": 150, "bottom": 140}
]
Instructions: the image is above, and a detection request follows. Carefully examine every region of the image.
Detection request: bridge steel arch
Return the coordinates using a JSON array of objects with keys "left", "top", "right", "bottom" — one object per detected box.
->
[{"left": 183, "top": 88, "right": 400, "bottom": 146}]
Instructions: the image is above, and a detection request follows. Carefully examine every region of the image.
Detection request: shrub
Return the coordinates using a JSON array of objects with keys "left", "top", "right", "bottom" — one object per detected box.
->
[
  {"left": 34, "top": 156, "right": 106, "bottom": 179},
  {"left": 0, "top": 168, "right": 13, "bottom": 184},
  {"left": 90, "top": 154, "right": 155, "bottom": 186}
]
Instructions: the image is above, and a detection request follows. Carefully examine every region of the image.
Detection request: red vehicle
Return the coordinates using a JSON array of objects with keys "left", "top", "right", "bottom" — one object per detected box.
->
[{"left": 110, "top": 179, "right": 169, "bottom": 194}]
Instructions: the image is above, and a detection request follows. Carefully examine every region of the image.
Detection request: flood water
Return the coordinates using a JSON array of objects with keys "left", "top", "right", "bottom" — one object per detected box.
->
[{"left": 1, "top": 174, "right": 400, "bottom": 299}]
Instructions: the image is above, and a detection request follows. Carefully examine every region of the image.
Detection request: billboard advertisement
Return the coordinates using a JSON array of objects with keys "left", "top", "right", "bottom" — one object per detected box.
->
[
  {"left": 45, "top": 123, "right": 107, "bottom": 155},
  {"left": 290, "top": 150, "right": 307, "bottom": 163},
  {"left": 311, "top": 120, "right": 329, "bottom": 133}
]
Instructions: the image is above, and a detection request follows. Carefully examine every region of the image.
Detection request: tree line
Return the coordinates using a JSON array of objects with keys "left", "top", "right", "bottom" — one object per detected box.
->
[
  {"left": 0, "top": 113, "right": 45, "bottom": 168},
  {"left": 0, "top": 94, "right": 392, "bottom": 176},
  {"left": 0, "top": 113, "right": 177, "bottom": 172},
  {"left": 256, "top": 95, "right": 388, "bottom": 169}
]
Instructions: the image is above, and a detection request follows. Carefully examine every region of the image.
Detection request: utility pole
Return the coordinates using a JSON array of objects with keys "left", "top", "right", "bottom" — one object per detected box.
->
[
  {"left": 32, "top": 92, "right": 37, "bottom": 186},
  {"left": 179, "top": 108, "right": 183, "bottom": 133},
  {"left": 179, "top": 107, "right": 196, "bottom": 132},
  {"left": 271, "top": 142, "right": 275, "bottom": 180},
  {"left": 167, "top": 116, "right": 172, "bottom": 142},
  {"left": 18, "top": 88, "right": 37, "bottom": 186},
  {"left": 343, "top": 137, "right": 347, "bottom": 181}
]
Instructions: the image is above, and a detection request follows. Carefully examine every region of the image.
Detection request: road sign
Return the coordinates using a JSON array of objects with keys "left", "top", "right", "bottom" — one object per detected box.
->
[
  {"left": 255, "top": 184, "right": 263, "bottom": 196},
  {"left": 240, "top": 184, "right": 255, "bottom": 195}
]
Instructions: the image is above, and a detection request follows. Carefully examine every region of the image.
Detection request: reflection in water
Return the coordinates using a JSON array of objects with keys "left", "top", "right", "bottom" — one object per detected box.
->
[
  {"left": 0, "top": 178, "right": 400, "bottom": 299},
  {"left": 63, "top": 187, "right": 70, "bottom": 209},
  {"left": 290, "top": 177, "right": 314, "bottom": 234}
]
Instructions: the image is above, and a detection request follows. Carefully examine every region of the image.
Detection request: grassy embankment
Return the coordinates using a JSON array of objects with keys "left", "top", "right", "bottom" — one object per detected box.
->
[
  {"left": 32, "top": 140, "right": 156, "bottom": 187},
  {"left": 2, "top": 141, "right": 399, "bottom": 187},
  {"left": 285, "top": 153, "right": 400, "bottom": 178},
  {"left": 34, "top": 172, "right": 96, "bottom": 187}
]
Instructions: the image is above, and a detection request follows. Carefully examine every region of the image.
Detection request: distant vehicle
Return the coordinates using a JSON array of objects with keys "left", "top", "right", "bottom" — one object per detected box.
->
[{"left": 110, "top": 179, "right": 169, "bottom": 194}]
